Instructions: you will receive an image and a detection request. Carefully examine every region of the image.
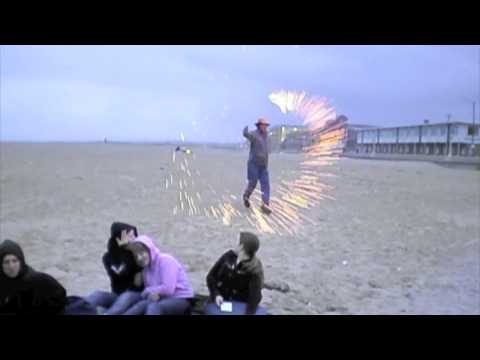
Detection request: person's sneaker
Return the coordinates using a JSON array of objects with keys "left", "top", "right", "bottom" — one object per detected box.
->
[
  {"left": 243, "top": 195, "right": 251, "bottom": 208},
  {"left": 261, "top": 203, "right": 272, "bottom": 215}
]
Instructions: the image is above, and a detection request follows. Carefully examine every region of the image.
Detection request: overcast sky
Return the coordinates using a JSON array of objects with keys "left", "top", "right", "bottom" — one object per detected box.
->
[{"left": 1, "top": 45, "right": 478, "bottom": 142}]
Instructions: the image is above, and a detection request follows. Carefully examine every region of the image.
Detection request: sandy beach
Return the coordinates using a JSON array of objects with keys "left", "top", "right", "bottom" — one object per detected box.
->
[{"left": 1, "top": 143, "right": 479, "bottom": 315}]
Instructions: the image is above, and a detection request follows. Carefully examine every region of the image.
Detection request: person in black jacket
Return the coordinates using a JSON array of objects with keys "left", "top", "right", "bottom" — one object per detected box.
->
[
  {"left": 85, "top": 222, "right": 144, "bottom": 315},
  {"left": 0, "top": 239, "right": 67, "bottom": 315},
  {"left": 205, "top": 231, "right": 268, "bottom": 315}
]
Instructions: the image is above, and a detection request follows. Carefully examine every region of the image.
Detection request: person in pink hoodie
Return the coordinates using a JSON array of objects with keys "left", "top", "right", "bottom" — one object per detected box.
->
[{"left": 122, "top": 235, "right": 194, "bottom": 315}]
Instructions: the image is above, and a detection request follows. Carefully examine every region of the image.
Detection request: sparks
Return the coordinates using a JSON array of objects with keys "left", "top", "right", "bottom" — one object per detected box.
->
[{"left": 168, "top": 90, "right": 344, "bottom": 235}]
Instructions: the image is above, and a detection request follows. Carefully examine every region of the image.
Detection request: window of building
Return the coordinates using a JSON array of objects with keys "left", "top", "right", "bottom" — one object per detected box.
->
[
  {"left": 440, "top": 127, "right": 446, "bottom": 136},
  {"left": 467, "top": 126, "right": 478, "bottom": 136}
]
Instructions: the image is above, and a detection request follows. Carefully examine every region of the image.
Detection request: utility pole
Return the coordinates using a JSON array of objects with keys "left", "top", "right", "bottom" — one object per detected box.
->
[
  {"left": 476, "top": 47, "right": 480, "bottom": 156},
  {"left": 447, "top": 113, "right": 452, "bottom": 157},
  {"left": 473, "top": 102, "right": 476, "bottom": 143}
]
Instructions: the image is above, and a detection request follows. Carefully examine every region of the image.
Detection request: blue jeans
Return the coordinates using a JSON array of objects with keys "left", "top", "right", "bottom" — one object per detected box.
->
[
  {"left": 204, "top": 301, "right": 268, "bottom": 315},
  {"left": 123, "top": 297, "right": 191, "bottom": 315},
  {"left": 85, "top": 290, "right": 142, "bottom": 315},
  {"left": 244, "top": 161, "right": 270, "bottom": 205}
]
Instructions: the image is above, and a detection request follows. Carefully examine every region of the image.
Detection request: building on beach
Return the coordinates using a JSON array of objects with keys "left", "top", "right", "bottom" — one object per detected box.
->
[
  {"left": 249, "top": 116, "right": 480, "bottom": 162},
  {"left": 353, "top": 121, "right": 480, "bottom": 158}
]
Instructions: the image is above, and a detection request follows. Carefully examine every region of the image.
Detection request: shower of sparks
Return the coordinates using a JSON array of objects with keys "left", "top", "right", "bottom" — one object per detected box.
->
[{"left": 165, "top": 90, "right": 345, "bottom": 235}]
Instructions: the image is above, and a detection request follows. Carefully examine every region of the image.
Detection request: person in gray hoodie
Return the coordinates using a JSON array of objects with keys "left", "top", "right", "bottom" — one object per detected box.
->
[{"left": 242, "top": 118, "right": 272, "bottom": 215}]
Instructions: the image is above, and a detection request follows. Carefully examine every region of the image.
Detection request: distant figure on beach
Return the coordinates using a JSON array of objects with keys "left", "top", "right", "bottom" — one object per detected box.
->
[
  {"left": 104, "top": 137, "right": 107, "bottom": 144},
  {"left": 204, "top": 232, "right": 267, "bottom": 315},
  {"left": 85, "top": 222, "right": 145, "bottom": 315},
  {"left": 242, "top": 118, "right": 272, "bottom": 215},
  {"left": 0, "top": 239, "right": 67, "bottom": 314},
  {"left": 122, "top": 235, "right": 194, "bottom": 315},
  {"left": 175, "top": 146, "right": 192, "bottom": 155}
]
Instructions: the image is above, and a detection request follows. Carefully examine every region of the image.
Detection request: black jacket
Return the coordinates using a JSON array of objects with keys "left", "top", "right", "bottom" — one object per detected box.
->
[
  {"left": 0, "top": 239, "right": 67, "bottom": 315},
  {"left": 206, "top": 250, "right": 264, "bottom": 315},
  {"left": 103, "top": 222, "right": 143, "bottom": 294}
]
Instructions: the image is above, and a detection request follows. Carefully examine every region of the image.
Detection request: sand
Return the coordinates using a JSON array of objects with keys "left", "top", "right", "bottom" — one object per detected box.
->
[{"left": 1, "top": 143, "right": 479, "bottom": 315}]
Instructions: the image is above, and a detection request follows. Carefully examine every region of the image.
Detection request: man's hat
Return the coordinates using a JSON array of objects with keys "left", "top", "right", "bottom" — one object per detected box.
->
[{"left": 255, "top": 118, "right": 270, "bottom": 127}]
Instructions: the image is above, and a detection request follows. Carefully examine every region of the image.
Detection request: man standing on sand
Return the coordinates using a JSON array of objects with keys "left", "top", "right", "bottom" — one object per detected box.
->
[{"left": 242, "top": 118, "right": 272, "bottom": 215}]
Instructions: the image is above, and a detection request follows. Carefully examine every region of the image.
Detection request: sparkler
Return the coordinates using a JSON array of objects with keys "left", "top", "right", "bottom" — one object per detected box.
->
[{"left": 166, "top": 90, "right": 345, "bottom": 235}]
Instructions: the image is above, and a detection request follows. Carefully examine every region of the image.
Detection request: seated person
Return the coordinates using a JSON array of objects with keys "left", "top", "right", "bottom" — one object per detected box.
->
[
  {"left": 205, "top": 232, "right": 267, "bottom": 315},
  {"left": 122, "top": 235, "right": 194, "bottom": 315},
  {"left": 1, "top": 239, "right": 67, "bottom": 314},
  {"left": 85, "top": 222, "right": 144, "bottom": 315}
]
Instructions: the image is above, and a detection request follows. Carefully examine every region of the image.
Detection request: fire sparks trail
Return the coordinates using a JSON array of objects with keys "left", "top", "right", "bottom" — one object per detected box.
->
[{"left": 166, "top": 90, "right": 345, "bottom": 235}]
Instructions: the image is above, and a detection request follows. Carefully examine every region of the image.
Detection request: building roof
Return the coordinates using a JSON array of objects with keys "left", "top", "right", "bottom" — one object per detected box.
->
[
  {"left": 356, "top": 121, "right": 475, "bottom": 132},
  {"left": 346, "top": 124, "right": 377, "bottom": 129},
  {"left": 270, "top": 124, "right": 306, "bottom": 130}
]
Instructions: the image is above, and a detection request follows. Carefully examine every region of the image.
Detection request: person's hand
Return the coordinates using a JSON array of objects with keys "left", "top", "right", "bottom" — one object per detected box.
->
[
  {"left": 134, "top": 272, "right": 143, "bottom": 287},
  {"left": 148, "top": 293, "right": 160, "bottom": 302},
  {"left": 117, "top": 229, "right": 129, "bottom": 247},
  {"left": 126, "top": 229, "right": 136, "bottom": 242},
  {"left": 215, "top": 295, "right": 224, "bottom": 307}
]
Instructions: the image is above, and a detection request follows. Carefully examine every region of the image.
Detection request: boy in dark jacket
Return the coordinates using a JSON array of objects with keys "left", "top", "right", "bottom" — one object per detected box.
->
[{"left": 205, "top": 232, "right": 267, "bottom": 315}]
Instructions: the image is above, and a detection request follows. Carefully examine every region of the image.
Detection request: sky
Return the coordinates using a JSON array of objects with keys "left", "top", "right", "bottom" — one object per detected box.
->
[{"left": 1, "top": 45, "right": 479, "bottom": 142}]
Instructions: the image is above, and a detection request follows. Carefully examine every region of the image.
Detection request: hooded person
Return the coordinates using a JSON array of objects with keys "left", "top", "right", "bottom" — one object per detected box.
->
[
  {"left": 120, "top": 235, "right": 194, "bottom": 315},
  {"left": 0, "top": 239, "right": 67, "bottom": 315},
  {"left": 85, "top": 222, "right": 145, "bottom": 315},
  {"left": 205, "top": 231, "right": 267, "bottom": 315},
  {"left": 103, "top": 222, "right": 142, "bottom": 294}
]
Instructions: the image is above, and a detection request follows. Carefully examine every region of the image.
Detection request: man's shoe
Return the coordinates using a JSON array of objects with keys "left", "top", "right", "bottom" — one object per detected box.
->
[
  {"left": 261, "top": 203, "right": 272, "bottom": 215},
  {"left": 243, "top": 195, "right": 251, "bottom": 208}
]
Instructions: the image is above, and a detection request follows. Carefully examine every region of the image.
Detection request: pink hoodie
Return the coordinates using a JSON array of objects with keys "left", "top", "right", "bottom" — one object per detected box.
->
[{"left": 133, "top": 235, "right": 193, "bottom": 299}]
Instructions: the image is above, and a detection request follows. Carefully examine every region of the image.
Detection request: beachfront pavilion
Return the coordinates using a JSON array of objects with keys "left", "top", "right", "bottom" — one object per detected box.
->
[{"left": 355, "top": 122, "right": 480, "bottom": 157}]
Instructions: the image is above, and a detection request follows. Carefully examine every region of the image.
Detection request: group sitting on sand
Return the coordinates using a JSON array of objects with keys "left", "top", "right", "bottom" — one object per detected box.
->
[
  {"left": 0, "top": 222, "right": 268, "bottom": 316},
  {"left": 1, "top": 120, "right": 277, "bottom": 316}
]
